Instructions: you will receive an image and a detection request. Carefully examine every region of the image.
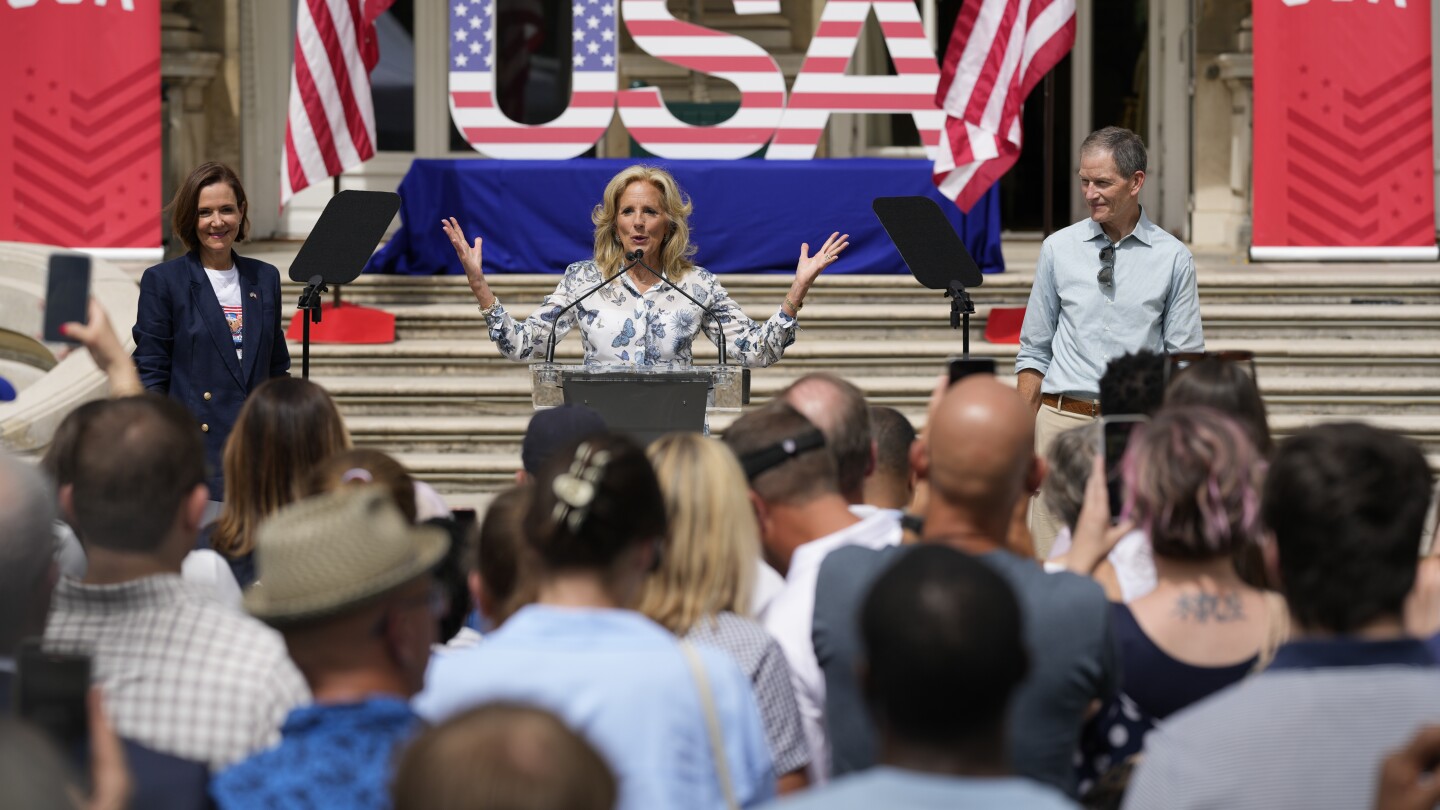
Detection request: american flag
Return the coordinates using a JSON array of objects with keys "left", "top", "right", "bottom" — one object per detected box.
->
[
  {"left": 451, "top": 0, "right": 618, "bottom": 159},
  {"left": 616, "top": 0, "right": 787, "bottom": 159},
  {"left": 282, "top": 0, "right": 395, "bottom": 207},
  {"left": 767, "top": 0, "right": 945, "bottom": 160},
  {"left": 932, "top": 0, "right": 1076, "bottom": 212}
]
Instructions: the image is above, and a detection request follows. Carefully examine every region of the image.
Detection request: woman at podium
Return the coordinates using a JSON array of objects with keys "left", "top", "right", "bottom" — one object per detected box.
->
[{"left": 442, "top": 165, "right": 847, "bottom": 367}]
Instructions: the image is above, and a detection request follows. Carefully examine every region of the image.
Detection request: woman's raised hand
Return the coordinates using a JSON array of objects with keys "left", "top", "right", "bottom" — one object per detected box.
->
[
  {"left": 442, "top": 217, "right": 489, "bottom": 299},
  {"left": 795, "top": 231, "right": 850, "bottom": 286}
]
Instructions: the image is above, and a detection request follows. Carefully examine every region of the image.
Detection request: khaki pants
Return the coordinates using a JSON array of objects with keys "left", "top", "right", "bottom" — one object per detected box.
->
[{"left": 1029, "top": 403, "right": 1097, "bottom": 559}]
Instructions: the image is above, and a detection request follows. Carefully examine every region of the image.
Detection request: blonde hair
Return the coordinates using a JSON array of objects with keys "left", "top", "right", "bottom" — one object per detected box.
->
[
  {"left": 591, "top": 165, "right": 696, "bottom": 281},
  {"left": 637, "top": 433, "right": 757, "bottom": 634}
]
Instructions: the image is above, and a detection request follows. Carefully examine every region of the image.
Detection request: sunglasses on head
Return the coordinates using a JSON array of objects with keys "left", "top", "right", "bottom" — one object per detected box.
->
[
  {"left": 738, "top": 429, "right": 826, "bottom": 481},
  {"left": 1164, "top": 350, "right": 1258, "bottom": 386}
]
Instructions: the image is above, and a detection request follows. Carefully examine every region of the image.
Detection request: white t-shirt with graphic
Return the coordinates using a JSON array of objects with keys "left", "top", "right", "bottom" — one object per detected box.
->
[{"left": 205, "top": 267, "right": 243, "bottom": 359}]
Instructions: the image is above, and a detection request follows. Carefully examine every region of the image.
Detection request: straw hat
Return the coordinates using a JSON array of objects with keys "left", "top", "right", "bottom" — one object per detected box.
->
[{"left": 243, "top": 487, "right": 450, "bottom": 623}]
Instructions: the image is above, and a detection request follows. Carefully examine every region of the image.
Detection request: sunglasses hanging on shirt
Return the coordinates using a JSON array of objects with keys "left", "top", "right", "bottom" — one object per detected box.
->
[{"left": 1098, "top": 243, "right": 1116, "bottom": 287}]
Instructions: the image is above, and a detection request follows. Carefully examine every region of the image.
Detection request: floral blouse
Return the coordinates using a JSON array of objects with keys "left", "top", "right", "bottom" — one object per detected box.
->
[{"left": 482, "top": 260, "right": 798, "bottom": 368}]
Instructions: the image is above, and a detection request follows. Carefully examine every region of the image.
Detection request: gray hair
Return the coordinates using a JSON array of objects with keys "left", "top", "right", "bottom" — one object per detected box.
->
[
  {"left": 0, "top": 452, "right": 59, "bottom": 655},
  {"left": 1081, "top": 126, "right": 1147, "bottom": 177},
  {"left": 1041, "top": 422, "right": 1100, "bottom": 530}
]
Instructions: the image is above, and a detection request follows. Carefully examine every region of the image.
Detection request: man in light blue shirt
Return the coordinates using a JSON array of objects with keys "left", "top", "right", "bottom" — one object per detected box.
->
[{"left": 1016, "top": 126, "right": 1203, "bottom": 553}]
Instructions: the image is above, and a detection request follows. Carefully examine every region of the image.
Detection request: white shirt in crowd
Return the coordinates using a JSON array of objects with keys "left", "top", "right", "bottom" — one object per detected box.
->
[
  {"left": 1046, "top": 527, "right": 1157, "bottom": 603},
  {"left": 759, "top": 505, "right": 902, "bottom": 785}
]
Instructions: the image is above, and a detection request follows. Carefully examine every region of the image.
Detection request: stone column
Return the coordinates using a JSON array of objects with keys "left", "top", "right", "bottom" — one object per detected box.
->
[
  {"left": 1216, "top": 17, "right": 1254, "bottom": 250},
  {"left": 160, "top": 1, "right": 221, "bottom": 254}
]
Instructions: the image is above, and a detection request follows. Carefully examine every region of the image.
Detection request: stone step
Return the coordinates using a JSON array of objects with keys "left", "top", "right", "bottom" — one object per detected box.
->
[
  {"left": 389, "top": 452, "right": 510, "bottom": 505},
  {"left": 287, "top": 271, "right": 1440, "bottom": 308},
  {"left": 372, "top": 302, "right": 1440, "bottom": 343},
  {"left": 348, "top": 411, "right": 1440, "bottom": 470},
  {"left": 317, "top": 373, "right": 1440, "bottom": 418},
  {"left": 297, "top": 338, "right": 1440, "bottom": 378}
]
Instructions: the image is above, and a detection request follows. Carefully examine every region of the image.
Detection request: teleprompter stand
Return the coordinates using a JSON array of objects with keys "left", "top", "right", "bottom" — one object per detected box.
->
[
  {"left": 289, "top": 190, "right": 401, "bottom": 378},
  {"left": 872, "top": 196, "right": 985, "bottom": 359}
]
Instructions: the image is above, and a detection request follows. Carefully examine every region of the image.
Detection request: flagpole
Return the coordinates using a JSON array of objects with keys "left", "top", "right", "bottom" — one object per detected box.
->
[{"left": 1042, "top": 71, "right": 1055, "bottom": 237}]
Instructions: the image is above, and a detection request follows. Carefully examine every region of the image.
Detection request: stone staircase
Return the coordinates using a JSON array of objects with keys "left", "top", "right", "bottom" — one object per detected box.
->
[{"left": 113, "top": 242, "right": 1440, "bottom": 512}]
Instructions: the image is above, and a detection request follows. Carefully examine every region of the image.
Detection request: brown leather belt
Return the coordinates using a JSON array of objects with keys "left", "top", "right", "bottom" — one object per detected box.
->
[{"left": 1041, "top": 393, "right": 1100, "bottom": 418}]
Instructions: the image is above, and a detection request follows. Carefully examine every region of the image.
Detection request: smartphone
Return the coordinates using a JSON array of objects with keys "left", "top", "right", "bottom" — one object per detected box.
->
[
  {"left": 43, "top": 254, "right": 91, "bottom": 343},
  {"left": 15, "top": 641, "right": 91, "bottom": 763},
  {"left": 1099, "top": 415, "right": 1147, "bottom": 521},
  {"left": 948, "top": 356, "right": 996, "bottom": 384}
]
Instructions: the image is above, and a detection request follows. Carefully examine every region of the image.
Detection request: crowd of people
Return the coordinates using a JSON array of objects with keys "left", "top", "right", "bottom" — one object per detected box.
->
[
  {"left": 8, "top": 132, "right": 1440, "bottom": 808},
  {"left": 7, "top": 347, "right": 1440, "bottom": 809}
]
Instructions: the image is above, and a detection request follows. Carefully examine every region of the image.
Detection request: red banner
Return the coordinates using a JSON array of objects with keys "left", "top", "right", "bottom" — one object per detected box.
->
[
  {"left": 1252, "top": 0, "right": 1437, "bottom": 261},
  {"left": 0, "top": 1, "right": 161, "bottom": 251}
]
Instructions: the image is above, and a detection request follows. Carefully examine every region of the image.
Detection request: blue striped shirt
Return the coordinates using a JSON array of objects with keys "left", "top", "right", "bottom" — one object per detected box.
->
[
  {"left": 1016, "top": 210, "right": 1204, "bottom": 398},
  {"left": 1123, "top": 638, "right": 1440, "bottom": 810}
]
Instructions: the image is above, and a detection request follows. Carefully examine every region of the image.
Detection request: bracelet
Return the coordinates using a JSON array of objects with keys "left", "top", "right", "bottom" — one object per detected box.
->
[
  {"left": 784, "top": 295, "right": 804, "bottom": 313},
  {"left": 477, "top": 297, "right": 501, "bottom": 316}
]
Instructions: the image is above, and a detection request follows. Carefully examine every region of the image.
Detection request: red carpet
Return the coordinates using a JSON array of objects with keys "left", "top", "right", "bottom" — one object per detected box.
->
[
  {"left": 286, "top": 302, "right": 396, "bottom": 344},
  {"left": 984, "top": 306, "right": 1026, "bottom": 345}
]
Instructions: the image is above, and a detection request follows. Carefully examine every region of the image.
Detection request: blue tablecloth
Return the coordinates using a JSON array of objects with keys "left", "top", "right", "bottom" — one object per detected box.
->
[{"left": 365, "top": 158, "right": 1003, "bottom": 276}]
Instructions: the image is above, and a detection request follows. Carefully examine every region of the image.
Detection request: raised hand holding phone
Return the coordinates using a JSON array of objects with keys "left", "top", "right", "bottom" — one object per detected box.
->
[
  {"left": 1063, "top": 454, "right": 1135, "bottom": 576},
  {"left": 43, "top": 254, "right": 91, "bottom": 344},
  {"left": 1098, "top": 414, "right": 1147, "bottom": 522}
]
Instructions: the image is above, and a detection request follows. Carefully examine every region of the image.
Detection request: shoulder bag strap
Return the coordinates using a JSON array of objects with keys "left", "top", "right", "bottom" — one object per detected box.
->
[{"left": 679, "top": 641, "right": 740, "bottom": 810}]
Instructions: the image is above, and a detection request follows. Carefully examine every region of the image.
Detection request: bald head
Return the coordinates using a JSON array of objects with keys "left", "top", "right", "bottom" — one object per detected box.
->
[
  {"left": 781, "top": 373, "right": 871, "bottom": 501},
  {"left": 923, "top": 377, "right": 1038, "bottom": 516}
]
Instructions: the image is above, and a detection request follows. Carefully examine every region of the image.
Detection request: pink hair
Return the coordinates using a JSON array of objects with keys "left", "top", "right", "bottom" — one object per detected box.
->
[{"left": 1121, "top": 406, "right": 1267, "bottom": 560}]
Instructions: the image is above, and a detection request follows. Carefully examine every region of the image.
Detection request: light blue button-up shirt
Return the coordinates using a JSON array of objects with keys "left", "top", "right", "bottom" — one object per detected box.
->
[
  {"left": 1016, "top": 210, "right": 1204, "bottom": 398},
  {"left": 415, "top": 604, "right": 776, "bottom": 810}
]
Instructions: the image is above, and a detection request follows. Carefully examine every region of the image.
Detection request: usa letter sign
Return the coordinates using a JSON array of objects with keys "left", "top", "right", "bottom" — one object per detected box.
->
[{"left": 447, "top": 0, "right": 945, "bottom": 160}]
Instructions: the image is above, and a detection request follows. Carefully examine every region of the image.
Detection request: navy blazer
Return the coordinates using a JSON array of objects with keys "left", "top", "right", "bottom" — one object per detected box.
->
[{"left": 132, "top": 251, "right": 290, "bottom": 498}]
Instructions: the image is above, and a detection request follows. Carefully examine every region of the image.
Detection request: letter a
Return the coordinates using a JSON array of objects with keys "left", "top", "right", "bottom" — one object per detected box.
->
[{"left": 767, "top": 0, "right": 944, "bottom": 160}]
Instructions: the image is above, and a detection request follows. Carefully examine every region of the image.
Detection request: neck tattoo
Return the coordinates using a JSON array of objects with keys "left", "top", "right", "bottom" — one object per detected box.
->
[{"left": 1173, "top": 592, "right": 1245, "bottom": 623}]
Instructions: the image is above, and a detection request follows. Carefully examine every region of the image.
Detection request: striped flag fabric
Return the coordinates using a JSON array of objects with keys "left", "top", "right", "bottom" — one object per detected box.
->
[
  {"left": 450, "top": 0, "right": 618, "bottom": 159},
  {"left": 768, "top": 0, "right": 944, "bottom": 160},
  {"left": 932, "top": 0, "right": 1075, "bottom": 212},
  {"left": 282, "top": 0, "right": 396, "bottom": 207},
  {"left": 617, "top": 0, "right": 787, "bottom": 159}
]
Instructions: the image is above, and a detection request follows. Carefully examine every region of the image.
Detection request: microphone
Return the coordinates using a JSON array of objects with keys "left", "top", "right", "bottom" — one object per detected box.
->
[
  {"left": 629, "top": 254, "right": 729, "bottom": 367},
  {"left": 544, "top": 250, "right": 644, "bottom": 364}
]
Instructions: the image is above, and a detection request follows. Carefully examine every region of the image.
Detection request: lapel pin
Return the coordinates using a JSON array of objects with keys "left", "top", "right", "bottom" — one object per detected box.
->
[{"left": 249, "top": 292, "right": 258, "bottom": 299}]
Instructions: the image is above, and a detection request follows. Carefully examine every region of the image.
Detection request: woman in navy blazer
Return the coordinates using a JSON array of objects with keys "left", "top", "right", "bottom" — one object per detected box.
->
[{"left": 133, "top": 162, "right": 290, "bottom": 499}]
